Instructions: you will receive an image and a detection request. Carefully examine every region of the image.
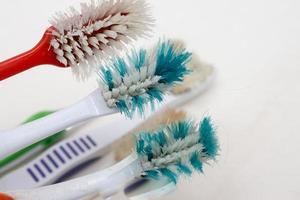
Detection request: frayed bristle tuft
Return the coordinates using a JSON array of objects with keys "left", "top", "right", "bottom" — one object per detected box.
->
[
  {"left": 98, "top": 40, "right": 191, "bottom": 118},
  {"left": 50, "top": 0, "right": 153, "bottom": 80},
  {"left": 135, "top": 117, "right": 218, "bottom": 184}
]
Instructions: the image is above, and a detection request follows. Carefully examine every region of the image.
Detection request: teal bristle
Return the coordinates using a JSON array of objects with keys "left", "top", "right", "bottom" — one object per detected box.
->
[
  {"left": 159, "top": 168, "right": 178, "bottom": 184},
  {"left": 98, "top": 39, "right": 191, "bottom": 118},
  {"left": 199, "top": 117, "right": 218, "bottom": 158},
  {"left": 145, "top": 170, "right": 160, "bottom": 180},
  {"left": 155, "top": 40, "right": 192, "bottom": 85},
  {"left": 114, "top": 58, "right": 127, "bottom": 77},
  {"left": 101, "top": 68, "right": 114, "bottom": 90},
  {"left": 135, "top": 118, "right": 219, "bottom": 184},
  {"left": 172, "top": 121, "right": 191, "bottom": 140},
  {"left": 115, "top": 100, "right": 130, "bottom": 117},
  {"left": 130, "top": 49, "right": 147, "bottom": 70},
  {"left": 176, "top": 163, "right": 192, "bottom": 176},
  {"left": 132, "top": 96, "right": 146, "bottom": 116},
  {"left": 146, "top": 88, "right": 164, "bottom": 111},
  {"left": 155, "top": 131, "right": 167, "bottom": 146},
  {"left": 190, "top": 152, "right": 203, "bottom": 172}
]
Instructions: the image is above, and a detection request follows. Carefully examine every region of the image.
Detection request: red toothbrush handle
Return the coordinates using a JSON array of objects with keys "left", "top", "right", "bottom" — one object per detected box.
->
[
  {"left": 0, "top": 193, "right": 14, "bottom": 200},
  {"left": 0, "top": 27, "right": 66, "bottom": 81}
]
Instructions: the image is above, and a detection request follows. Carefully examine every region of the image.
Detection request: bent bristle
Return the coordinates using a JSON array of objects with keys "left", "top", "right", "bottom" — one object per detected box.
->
[
  {"left": 98, "top": 40, "right": 192, "bottom": 118},
  {"left": 50, "top": 0, "right": 153, "bottom": 79},
  {"left": 135, "top": 117, "right": 218, "bottom": 184}
]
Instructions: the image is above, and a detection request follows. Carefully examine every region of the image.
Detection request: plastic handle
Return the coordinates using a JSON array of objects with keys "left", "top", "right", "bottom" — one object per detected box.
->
[
  {"left": 0, "top": 90, "right": 116, "bottom": 160},
  {"left": 5, "top": 154, "right": 141, "bottom": 200},
  {"left": 0, "top": 27, "right": 65, "bottom": 81}
]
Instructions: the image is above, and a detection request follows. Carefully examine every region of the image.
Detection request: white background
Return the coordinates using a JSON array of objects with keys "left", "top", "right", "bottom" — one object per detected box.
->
[{"left": 1, "top": 0, "right": 300, "bottom": 199}]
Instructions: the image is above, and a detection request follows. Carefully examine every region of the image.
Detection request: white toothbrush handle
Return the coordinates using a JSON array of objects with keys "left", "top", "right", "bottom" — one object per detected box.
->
[
  {"left": 0, "top": 90, "right": 116, "bottom": 160},
  {"left": 6, "top": 154, "right": 141, "bottom": 200}
]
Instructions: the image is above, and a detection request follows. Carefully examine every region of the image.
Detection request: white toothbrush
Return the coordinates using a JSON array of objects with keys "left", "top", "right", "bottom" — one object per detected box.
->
[
  {"left": 0, "top": 117, "right": 219, "bottom": 200},
  {"left": 0, "top": 60, "right": 214, "bottom": 190},
  {"left": 0, "top": 40, "right": 191, "bottom": 160},
  {"left": 0, "top": 116, "right": 141, "bottom": 191}
]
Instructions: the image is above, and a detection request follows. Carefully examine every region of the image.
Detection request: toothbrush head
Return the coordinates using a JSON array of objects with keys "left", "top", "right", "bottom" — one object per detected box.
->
[
  {"left": 135, "top": 117, "right": 218, "bottom": 184},
  {"left": 50, "top": 0, "right": 153, "bottom": 79},
  {"left": 98, "top": 40, "right": 192, "bottom": 117}
]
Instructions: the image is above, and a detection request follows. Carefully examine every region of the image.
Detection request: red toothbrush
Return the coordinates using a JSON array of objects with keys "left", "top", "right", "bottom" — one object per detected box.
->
[
  {"left": 0, "top": 27, "right": 64, "bottom": 80},
  {"left": 0, "top": 0, "right": 152, "bottom": 81}
]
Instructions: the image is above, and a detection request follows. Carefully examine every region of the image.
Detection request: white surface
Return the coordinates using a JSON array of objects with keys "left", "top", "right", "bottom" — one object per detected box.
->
[{"left": 0, "top": 0, "right": 300, "bottom": 199}]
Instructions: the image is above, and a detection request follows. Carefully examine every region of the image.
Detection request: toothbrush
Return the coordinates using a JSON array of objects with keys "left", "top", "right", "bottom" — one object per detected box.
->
[
  {"left": 0, "top": 117, "right": 219, "bottom": 200},
  {"left": 0, "top": 0, "right": 152, "bottom": 80},
  {"left": 0, "top": 115, "right": 143, "bottom": 190},
  {"left": 0, "top": 40, "right": 191, "bottom": 160},
  {"left": 0, "top": 57, "right": 213, "bottom": 189},
  {"left": 0, "top": 111, "right": 66, "bottom": 176}
]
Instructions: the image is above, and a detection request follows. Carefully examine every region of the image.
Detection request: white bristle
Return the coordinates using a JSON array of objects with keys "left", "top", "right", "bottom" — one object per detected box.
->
[
  {"left": 111, "top": 24, "right": 127, "bottom": 33},
  {"left": 96, "top": 33, "right": 109, "bottom": 44},
  {"left": 88, "top": 37, "right": 100, "bottom": 48},
  {"left": 50, "top": 0, "right": 153, "bottom": 80},
  {"left": 62, "top": 44, "right": 72, "bottom": 52},
  {"left": 54, "top": 49, "right": 64, "bottom": 57},
  {"left": 82, "top": 45, "right": 94, "bottom": 56},
  {"left": 56, "top": 56, "right": 68, "bottom": 66},
  {"left": 103, "top": 30, "right": 118, "bottom": 39}
]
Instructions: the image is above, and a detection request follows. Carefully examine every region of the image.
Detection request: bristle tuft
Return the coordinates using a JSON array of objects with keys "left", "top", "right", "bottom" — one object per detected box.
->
[
  {"left": 135, "top": 118, "right": 218, "bottom": 183},
  {"left": 50, "top": 0, "right": 153, "bottom": 80},
  {"left": 199, "top": 117, "right": 219, "bottom": 158}
]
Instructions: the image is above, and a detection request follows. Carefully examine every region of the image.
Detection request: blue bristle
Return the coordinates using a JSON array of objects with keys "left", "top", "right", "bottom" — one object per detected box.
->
[
  {"left": 136, "top": 133, "right": 155, "bottom": 160},
  {"left": 101, "top": 68, "right": 114, "bottom": 90},
  {"left": 145, "top": 170, "right": 160, "bottom": 180},
  {"left": 147, "top": 88, "right": 164, "bottom": 102},
  {"left": 190, "top": 152, "right": 203, "bottom": 172},
  {"left": 136, "top": 138, "right": 145, "bottom": 155},
  {"left": 138, "top": 132, "right": 153, "bottom": 145},
  {"left": 115, "top": 100, "right": 130, "bottom": 117},
  {"left": 159, "top": 168, "right": 178, "bottom": 184},
  {"left": 132, "top": 96, "right": 145, "bottom": 116},
  {"left": 176, "top": 163, "right": 192, "bottom": 176},
  {"left": 199, "top": 117, "right": 218, "bottom": 158},
  {"left": 147, "top": 88, "right": 164, "bottom": 111},
  {"left": 172, "top": 121, "right": 191, "bottom": 140},
  {"left": 155, "top": 41, "right": 191, "bottom": 85},
  {"left": 144, "top": 145, "right": 154, "bottom": 161},
  {"left": 130, "top": 49, "right": 146, "bottom": 70},
  {"left": 113, "top": 58, "right": 127, "bottom": 77},
  {"left": 155, "top": 131, "right": 167, "bottom": 147}
]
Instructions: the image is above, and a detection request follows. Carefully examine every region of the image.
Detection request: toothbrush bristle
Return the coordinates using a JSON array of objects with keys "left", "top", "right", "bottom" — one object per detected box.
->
[
  {"left": 49, "top": 0, "right": 153, "bottom": 80},
  {"left": 135, "top": 117, "right": 218, "bottom": 183},
  {"left": 98, "top": 40, "right": 192, "bottom": 118}
]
